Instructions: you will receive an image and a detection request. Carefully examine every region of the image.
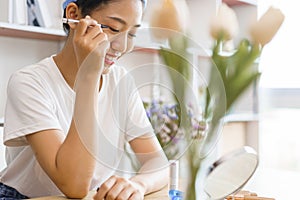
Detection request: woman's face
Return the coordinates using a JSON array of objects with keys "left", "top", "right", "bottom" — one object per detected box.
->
[{"left": 89, "top": 0, "right": 143, "bottom": 73}]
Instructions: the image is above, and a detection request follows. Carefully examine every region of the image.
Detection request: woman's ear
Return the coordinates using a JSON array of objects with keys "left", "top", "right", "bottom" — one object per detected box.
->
[{"left": 65, "top": 2, "right": 80, "bottom": 19}]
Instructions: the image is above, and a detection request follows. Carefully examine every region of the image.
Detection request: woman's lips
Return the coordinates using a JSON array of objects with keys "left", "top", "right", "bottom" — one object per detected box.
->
[
  {"left": 105, "top": 59, "right": 114, "bottom": 65},
  {"left": 105, "top": 54, "right": 117, "bottom": 65}
]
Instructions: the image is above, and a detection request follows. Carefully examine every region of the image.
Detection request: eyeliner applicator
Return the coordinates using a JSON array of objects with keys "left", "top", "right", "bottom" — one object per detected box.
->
[{"left": 62, "top": 18, "right": 109, "bottom": 28}]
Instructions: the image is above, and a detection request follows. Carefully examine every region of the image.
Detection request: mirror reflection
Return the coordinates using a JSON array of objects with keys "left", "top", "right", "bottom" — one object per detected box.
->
[{"left": 203, "top": 146, "right": 259, "bottom": 200}]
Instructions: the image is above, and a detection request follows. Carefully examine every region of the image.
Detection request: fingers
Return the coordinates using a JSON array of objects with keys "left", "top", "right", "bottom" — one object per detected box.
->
[
  {"left": 106, "top": 178, "right": 131, "bottom": 200},
  {"left": 72, "top": 16, "right": 98, "bottom": 37},
  {"left": 93, "top": 176, "right": 144, "bottom": 200},
  {"left": 73, "top": 16, "right": 108, "bottom": 46},
  {"left": 70, "top": 16, "right": 110, "bottom": 69},
  {"left": 87, "top": 24, "right": 103, "bottom": 39},
  {"left": 94, "top": 176, "right": 117, "bottom": 200},
  {"left": 106, "top": 181, "right": 128, "bottom": 199},
  {"left": 117, "top": 186, "right": 138, "bottom": 200}
]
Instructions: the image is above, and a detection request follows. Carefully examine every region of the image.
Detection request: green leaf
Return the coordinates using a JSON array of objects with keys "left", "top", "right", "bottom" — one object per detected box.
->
[{"left": 227, "top": 72, "right": 261, "bottom": 110}]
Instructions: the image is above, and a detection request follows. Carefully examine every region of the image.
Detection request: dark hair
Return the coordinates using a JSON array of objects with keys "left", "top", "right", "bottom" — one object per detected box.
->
[{"left": 63, "top": 0, "right": 146, "bottom": 34}]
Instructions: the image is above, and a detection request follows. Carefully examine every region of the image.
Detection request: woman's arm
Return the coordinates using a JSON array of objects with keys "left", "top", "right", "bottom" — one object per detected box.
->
[
  {"left": 26, "top": 16, "right": 109, "bottom": 198},
  {"left": 94, "top": 133, "right": 169, "bottom": 199},
  {"left": 129, "top": 134, "right": 169, "bottom": 194}
]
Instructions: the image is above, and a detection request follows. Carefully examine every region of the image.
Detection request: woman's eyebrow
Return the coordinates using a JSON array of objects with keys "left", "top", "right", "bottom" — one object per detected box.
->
[{"left": 107, "top": 16, "right": 141, "bottom": 27}]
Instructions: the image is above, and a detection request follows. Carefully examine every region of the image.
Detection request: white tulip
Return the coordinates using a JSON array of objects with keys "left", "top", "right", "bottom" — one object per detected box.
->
[
  {"left": 250, "top": 6, "right": 285, "bottom": 46},
  {"left": 210, "top": 3, "right": 239, "bottom": 41}
]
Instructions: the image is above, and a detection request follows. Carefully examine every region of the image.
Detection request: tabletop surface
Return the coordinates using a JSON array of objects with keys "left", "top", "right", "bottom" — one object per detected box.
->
[
  {"left": 31, "top": 167, "right": 300, "bottom": 200},
  {"left": 31, "top": 185, "right": 169, "bottom": 200}
]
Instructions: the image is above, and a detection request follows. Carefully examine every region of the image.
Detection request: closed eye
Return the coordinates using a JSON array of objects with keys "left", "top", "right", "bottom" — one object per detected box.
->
[
  {"left": 101, "top": 25, "right": 120, "bottom": 33},
  {"left": 101, "top": 24, "right": 136, "bottom": 38},
  {"left": 100, "top": 24, "right": 109, "bottom": 29},
  {"left": 108, "top": 27, "right": 120, "bottom": 33},
  {"left": 128, "top": 33, "right": 137, "bottom": 38}
]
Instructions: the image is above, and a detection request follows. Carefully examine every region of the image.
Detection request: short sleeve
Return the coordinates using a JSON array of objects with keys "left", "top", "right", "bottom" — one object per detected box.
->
[
  {"left": 4, "top": 71, "right": 62, "bottom": 146},
  {"left": 124, "top": 73, "right": 154, "bottom": 142}
]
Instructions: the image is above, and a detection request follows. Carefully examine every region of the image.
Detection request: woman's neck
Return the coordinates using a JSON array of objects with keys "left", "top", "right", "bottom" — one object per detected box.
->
[
  {"left": 53, "top": 35, "right": 103, "bottom": 92},
  {"left": 53, "top": 36, "right": 78, "bottom": 89}
]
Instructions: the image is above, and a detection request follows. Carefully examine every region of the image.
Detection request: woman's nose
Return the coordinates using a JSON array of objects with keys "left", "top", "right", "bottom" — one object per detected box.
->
[{"left": 110, "top": 33, "right": 128, "bottom": 54}]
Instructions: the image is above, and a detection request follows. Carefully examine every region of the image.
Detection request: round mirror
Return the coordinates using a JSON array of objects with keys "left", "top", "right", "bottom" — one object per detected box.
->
[{"left": 203, "top": 146, "right": 259, "bottom": 200}]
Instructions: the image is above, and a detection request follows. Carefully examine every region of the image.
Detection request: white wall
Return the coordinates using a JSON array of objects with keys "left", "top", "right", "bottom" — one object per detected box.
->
[
  {"left": 232, "top": 5, "right": 258, "bottom": 45},
  {"left": 0, "top": 120, "right": 4, "bottom": 170},
  {"left": 186, "top": 0, "right": 218, "bottom": 49}
]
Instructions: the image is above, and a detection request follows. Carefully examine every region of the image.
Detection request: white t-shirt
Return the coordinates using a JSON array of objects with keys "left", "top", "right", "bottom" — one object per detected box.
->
[{"left": 0, "top": 56, "right": 153, "bottom": 198}]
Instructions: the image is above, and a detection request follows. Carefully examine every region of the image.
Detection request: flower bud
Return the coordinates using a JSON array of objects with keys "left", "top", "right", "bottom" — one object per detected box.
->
[
  {"left": 210, "top": 3, "right": 239, "bottom": 41},
  {"left": 250, "top": 6, "right": 285, "bottom": 46},
  {"left": 149, "top": 0, "right": 184, "bottom": 40}
]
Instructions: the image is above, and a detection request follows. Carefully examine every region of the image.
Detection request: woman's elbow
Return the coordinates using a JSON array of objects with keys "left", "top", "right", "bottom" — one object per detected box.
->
[
  {"left": 60, "top": 182, "right": 90, "bottom": 199},
  {"left": 63, "top": 188, "right": 89, "bottom": 199}
]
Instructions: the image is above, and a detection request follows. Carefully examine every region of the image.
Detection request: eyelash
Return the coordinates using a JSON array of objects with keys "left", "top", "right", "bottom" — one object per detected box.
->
[
  {"left": 128, "top": 33, "right": 137, "bottom": 38},
  {"left": 102, "top": 26, "right": 136, "bottom": 38}
]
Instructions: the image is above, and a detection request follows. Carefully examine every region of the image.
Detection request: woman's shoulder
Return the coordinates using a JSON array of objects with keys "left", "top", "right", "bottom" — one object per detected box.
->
[
  {"left": 8, "top": 57, "right": 54, "bottom": 89},
  {"left": 11, "top": 57, "right": 52, "bottom": 76}
]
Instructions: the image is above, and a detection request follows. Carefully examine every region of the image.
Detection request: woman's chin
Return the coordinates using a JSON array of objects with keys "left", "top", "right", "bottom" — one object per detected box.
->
[{"left": 102, "top": 65, "right": 111, "bottom": 74}]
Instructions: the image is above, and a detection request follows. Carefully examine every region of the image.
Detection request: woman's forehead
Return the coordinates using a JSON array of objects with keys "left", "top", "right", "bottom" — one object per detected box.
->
[{"left": 92, "top": 0, "right": 143, "bottom": 26}]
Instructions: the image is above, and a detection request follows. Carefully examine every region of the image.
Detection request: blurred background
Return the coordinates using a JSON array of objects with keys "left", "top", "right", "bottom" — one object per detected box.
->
[{"left": 257, "top": 0, "right": 300, "bottom": 172}]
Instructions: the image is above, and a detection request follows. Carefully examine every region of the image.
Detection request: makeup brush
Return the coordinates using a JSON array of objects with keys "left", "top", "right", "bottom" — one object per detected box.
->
[{"left": 62, "top": 18, "right": 109, "bottom": 29}]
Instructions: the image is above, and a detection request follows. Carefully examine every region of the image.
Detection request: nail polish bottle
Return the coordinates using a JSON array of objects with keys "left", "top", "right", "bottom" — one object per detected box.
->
[{"left": 169, "top": 160, "right": 183, "bottom": 200}]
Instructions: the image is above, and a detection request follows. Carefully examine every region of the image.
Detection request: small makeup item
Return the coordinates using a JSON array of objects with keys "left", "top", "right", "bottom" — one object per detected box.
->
[
  {"left": 169, "top": 160, "right": 183, "bottom": 200},
  {"left": 225, "top": 190, "right": 275, "bottom": 200},
  {"left": 62, "top": 18, "right": 109, "bottom": 28}
]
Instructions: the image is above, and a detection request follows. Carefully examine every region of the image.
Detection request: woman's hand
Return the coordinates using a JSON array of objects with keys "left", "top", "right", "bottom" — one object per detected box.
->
[
  {"left": 93, "top": 175, "right": 146, "bottom": 200},
  {"left": 69, "top": 16, "right": 110, "bottom": 72}
]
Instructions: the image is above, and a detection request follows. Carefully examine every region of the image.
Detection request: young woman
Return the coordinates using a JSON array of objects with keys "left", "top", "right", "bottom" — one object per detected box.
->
[{"left": 0, "top": 0, "right": 169, "bottom": 199}]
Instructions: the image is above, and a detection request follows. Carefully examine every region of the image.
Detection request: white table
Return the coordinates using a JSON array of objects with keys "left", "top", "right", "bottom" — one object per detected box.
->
[
  {"left": 30, "top": 167, "right": 300, "bottom": 200},
  {"left": 244, "top": 167, "right": 300, "bottom": 200}
]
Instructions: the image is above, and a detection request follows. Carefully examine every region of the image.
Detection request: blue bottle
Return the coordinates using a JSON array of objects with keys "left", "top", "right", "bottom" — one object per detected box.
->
[{"left": 169, "top": 160, "right": 184, "bottom": 200}]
